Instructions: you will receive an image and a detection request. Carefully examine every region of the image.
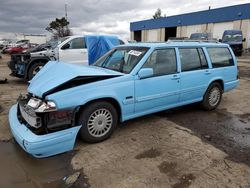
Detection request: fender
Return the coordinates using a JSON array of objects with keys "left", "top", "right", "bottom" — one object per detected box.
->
[
  {"left": 24, "top": 57, "right": 51, "bottom": 79},
  {"left": 206, "top": 77, "right": 224, "bottom": 93}
]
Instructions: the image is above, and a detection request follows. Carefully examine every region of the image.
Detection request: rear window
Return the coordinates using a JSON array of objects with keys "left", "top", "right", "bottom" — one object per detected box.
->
[{"left": 207, "top": 48, "right": 234, "bottom": 67}]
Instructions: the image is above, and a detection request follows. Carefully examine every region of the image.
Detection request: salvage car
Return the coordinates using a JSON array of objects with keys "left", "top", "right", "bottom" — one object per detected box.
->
[
  {"left": 8, "top": 35, "right": 123, "bottom": 80},
  {"left": 9, "top": 41, "right": 239, "bottom": 158},
  {"left": 5, "top": 43, "right": 38, "bottom": 54}
]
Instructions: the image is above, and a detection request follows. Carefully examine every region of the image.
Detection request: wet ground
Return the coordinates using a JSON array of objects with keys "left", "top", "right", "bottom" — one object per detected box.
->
[{"left": 0, "top": 54, "right": 250, "bottom": 188}]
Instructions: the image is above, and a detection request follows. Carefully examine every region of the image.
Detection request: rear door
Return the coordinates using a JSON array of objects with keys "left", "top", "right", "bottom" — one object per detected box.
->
[
  {"left": 59, "top": 37, "right": 88, "bottom": 65},
  {"left": 178, "top": 47, "right": 211, "bottom": 103},
  {"left": 134, "top": 48, "right": 180, "bottom": 114}
]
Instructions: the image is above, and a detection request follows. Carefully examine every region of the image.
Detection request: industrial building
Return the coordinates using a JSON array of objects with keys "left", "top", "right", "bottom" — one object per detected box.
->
[
  {"left": 130, "top": 3, "right": 250, "bottom": 49},
  {"left": 15, "top": 33, "right": 47, "bottom": 44}
]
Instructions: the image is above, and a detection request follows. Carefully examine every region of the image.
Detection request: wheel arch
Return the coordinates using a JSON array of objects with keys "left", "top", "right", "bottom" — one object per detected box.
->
[
  {"left": 24, "top": 58, "right": 49, "bottom": 79},
  {"left": 207, "top": 79, "right": 224, "bottom": 92},
  {"left": 75, "top": 97, "right": 122, "bottom": 124}
]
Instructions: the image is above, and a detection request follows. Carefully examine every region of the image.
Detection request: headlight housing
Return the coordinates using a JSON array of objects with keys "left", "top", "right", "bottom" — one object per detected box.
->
[
  {"left": 35, "top": 101, "right": 57, "bottom": 113},
  {"left": 27, "top": 97, "right": 57, "bottom": 113}
]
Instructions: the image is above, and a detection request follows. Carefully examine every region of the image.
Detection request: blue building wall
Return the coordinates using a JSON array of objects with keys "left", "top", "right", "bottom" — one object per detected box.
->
[{"left": 130, "top": 3, "right": 250, "bottom": 31}]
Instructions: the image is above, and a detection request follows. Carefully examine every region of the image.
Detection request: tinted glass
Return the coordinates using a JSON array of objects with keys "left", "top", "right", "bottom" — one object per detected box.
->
[
  {"left": 207, "top": 48, "right": 234, "bottom": 67},
  {"left": 143, "top": 48, "right": 177, "bottom": 76},
  {"left": 69, "top": 38, "right": 86, "bottom": 49},
  {"left": 179, "top": 48, "right": 201, "bottom": 71}
]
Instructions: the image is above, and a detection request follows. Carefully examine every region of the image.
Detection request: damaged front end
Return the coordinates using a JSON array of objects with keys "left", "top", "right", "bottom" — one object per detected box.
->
[
  {"left": 9, "top": 93, "right": 81, "bottom": 158},
  {"left": 8, "top": 53, "right": 30, "bottom": 78}
]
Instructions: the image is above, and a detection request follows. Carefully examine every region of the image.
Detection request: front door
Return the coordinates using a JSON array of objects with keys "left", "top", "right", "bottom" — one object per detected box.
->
[
  {"left": 135, "top": 48, "right": 180, "bottom": 114},
  {"left": 59, "top": 37, "right": 88, "bottom": 65}
]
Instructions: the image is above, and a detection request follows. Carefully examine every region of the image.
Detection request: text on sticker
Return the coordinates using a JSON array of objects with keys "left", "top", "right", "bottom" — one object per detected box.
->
[{"left": 128, "top": 50, "right": 142, "bottom": 56}]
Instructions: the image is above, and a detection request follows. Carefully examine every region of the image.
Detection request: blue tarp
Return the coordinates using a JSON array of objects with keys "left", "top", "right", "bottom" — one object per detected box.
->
[{"left": 85, "top": 35, "right": 120, "bottom": 65}]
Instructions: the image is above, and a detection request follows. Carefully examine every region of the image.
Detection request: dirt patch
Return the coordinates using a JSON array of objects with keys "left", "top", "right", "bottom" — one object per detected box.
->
[
  {"left": 135, "top": 148, "right": 161, "bottom": 159},
  {"left": 157, "top": 105, "right": 250, "bottom": 166},
  {"left": 0, "top": 105, "right": 3, "bottom": 114},
  {"left": 158, "top": 161, "right": 177, "bottom": 177},
  {"left": 239, "top": 66, "right": 250, "bottom": 79},
  {"left": 172, "top": 173, "right": 196, "bottom": 188}
]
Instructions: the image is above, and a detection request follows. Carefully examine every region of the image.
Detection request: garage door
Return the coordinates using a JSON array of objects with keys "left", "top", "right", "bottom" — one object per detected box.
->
[
  {"left": 213, "top": 22, "right": 233, "bottom": 40},
  {"left": 147, "top": 29, "right": 158, "bottom": 41},
  {"left": 186, "top": 25, "right": 202, "bottom": 38}
]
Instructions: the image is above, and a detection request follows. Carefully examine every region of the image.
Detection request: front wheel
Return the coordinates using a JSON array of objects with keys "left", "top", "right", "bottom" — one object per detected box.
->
[
  {"left": 201, "top": 82, "right": 222, "bottom": 110},
  {"left": 28, "top": 62, "right": 45, "bottom": 80},
  {"left": 78, "top": 101, "right": 118, "bottom": 143}
]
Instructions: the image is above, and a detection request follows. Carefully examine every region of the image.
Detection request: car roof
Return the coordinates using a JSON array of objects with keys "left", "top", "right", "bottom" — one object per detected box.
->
[{"left": 122, "top": 41, "right": 229, "bottom": 48}]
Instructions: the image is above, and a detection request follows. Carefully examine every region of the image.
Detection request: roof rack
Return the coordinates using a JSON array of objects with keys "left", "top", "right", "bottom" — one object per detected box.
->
[{"left": 167, "top": 39, "right": 220, "bottom": 43}]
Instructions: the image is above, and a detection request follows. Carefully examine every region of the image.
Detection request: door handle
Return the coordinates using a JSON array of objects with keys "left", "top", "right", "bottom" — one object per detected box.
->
[
  {"left": 204, "top": 70, "right": 211, "bottom": 75},
  {"left": 171, "top": 74, "right": 180, "bottom": 80}
]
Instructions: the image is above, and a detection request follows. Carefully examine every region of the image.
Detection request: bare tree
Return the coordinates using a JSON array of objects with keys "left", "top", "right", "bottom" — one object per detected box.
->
[
  {"left": 153, "top": 8, "right": 163, "bottom": 19},
  {"left": 46, "top": 17, "right": 72, "bottom": 39}
]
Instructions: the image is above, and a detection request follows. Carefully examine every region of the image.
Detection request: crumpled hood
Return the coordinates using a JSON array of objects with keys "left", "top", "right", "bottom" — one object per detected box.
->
[{"left": 28, "top": 61, "right": 124, "bottom": 98}]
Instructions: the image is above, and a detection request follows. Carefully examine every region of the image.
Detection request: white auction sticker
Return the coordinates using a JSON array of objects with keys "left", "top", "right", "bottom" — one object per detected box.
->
[{"left": 128, "top": 50, "right": 142, "bottom": 56}]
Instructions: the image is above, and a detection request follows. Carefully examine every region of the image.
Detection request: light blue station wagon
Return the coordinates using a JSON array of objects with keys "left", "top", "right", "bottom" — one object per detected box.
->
[{"left": 9, "top": 41, "right": 239, "bottom": 157}]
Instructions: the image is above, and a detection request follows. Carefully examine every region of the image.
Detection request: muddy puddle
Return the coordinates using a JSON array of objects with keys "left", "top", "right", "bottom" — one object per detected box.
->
[
  {"left": 0, "top": 140, "right": 88, "bottom": 188},
  {"left": 156, "top": 104, "right": 250, "bottom": 166}
]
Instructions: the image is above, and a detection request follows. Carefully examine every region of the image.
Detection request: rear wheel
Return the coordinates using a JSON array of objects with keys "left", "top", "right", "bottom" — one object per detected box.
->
[
  {"left": 78, "top": 101, "right": 118, "bottom": 143},
  {"left": 201, "top": 82, "right": 222, "bottom": 110},
  {"left": 28, "top": 62, "right": 45, "bottom": 80}
]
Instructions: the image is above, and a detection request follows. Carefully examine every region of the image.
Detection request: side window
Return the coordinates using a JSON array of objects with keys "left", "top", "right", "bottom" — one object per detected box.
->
[
  {"left": 142, "top": 48, "right": 177, "bottom": 76},
  {"left": 68, "top": 38, "right": 86, "bottom": 49},
  {"left": 179, "top": 48, "right": 206, "bottom": 72},
  {"left": 207, "top": 48, "right": 234, "bottom": 68}
]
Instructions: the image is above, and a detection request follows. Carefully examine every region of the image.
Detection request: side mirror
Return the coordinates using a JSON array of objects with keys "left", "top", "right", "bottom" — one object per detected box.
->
[
  {"left": 138, "top": 68, "right": 153, "bottom": 79},
  {"left": 243, "top": 38, "right": 246, "bottom": 42},
  {"left": 61, "top": 43, "right": 70, "bottom": 50},
  {"left": 219, "top": 39, "right": 222, "bottom": 42}
]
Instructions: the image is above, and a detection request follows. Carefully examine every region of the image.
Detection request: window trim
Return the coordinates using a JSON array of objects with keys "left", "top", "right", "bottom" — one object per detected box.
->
[{"left": 139, "top": 47, "right": 178, "bottom": 78}]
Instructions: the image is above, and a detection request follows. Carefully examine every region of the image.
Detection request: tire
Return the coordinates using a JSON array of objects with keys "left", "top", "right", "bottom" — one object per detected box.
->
[
  {"left": 201, "top": 82, "right": 222, "bottom": 110},
  {"left": 78, "top": 101, "right": 118, "bottom": 143},
  {"left": 28, "top": 62, "right": 45, "bottom": 80}
]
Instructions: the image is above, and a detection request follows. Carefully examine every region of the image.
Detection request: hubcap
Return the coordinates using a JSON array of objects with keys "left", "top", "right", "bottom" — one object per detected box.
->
[
  {"left": 209, "top": 87, "right": 220, "bottom": 106},
  {"left": 32, "top": 66, "right": 43, "bottom": 76},
  {"left": 87, "top": 108, "right": 113, "bottom": 137}
]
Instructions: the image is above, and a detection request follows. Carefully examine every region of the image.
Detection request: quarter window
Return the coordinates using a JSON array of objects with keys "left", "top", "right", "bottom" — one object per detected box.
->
[
  {"left": 207, "top": 48, "right": 234, "bottom": 67},
  {"left": 179, "top": 48, "right": 208, "bottom": 72},
  {"left": 142, "top": 48, "right": 177, "bottom": 76}
]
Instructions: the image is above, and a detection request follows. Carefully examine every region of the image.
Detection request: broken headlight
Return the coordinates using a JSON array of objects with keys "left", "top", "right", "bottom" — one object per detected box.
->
[
  {"left": 27, "top": 98, "right": 57, "bottom": 113},
  {"left": 35, "top": 101, "right": 57, "bottom": 113}
]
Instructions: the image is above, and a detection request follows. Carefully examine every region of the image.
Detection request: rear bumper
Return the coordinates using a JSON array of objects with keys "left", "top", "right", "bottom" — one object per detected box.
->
[
  {"left": 224, "top": 79, "right": 239, "bottom": 92},
  {"left": 9, "top": 104, "right": 81, "bottom": 158}
]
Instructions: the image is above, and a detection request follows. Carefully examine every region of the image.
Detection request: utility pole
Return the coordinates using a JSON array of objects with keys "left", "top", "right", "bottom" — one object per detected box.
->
[{"left": 65, "top": 4, "right": 68, "bottom": 21}]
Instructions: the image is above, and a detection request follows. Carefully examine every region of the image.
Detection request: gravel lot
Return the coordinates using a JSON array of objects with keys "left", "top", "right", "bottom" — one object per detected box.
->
[{"left": 0, "top": 54, "right": 250, "bottom": 188}]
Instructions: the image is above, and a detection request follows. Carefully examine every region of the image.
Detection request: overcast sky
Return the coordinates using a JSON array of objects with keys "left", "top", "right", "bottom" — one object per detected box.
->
[{"left": 0, "top": 0, "right": 249, "bottom": 39}]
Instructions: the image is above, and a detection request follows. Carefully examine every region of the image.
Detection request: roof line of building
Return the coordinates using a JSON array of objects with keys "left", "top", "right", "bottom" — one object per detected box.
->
[{"left": 130, "top": 3, "right": 250, "bottom": 31}]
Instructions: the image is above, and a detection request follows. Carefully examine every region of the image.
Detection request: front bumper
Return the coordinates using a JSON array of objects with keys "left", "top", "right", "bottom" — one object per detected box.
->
[{"left": 9, "top": 104, "right": 81, "bottom": 158}]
